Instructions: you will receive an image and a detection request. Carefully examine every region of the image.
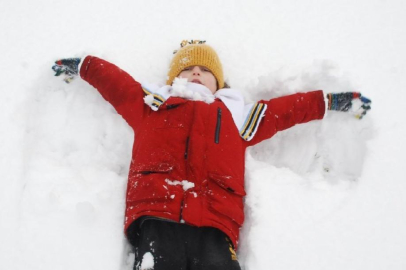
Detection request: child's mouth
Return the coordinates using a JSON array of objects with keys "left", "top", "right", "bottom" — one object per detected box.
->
[{"left": 191, "top": 79, "right": 203, "bottom": 85}]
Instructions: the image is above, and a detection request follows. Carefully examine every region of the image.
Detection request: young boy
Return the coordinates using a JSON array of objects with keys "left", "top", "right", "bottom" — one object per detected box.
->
[{"left": 52, "top": 40, "right": 371, "bottom": 270}]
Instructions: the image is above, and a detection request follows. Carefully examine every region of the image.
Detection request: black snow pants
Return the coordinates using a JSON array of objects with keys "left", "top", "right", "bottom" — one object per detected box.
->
[{"left": 127, "top": 218, "right": 242, "bottom": 270}]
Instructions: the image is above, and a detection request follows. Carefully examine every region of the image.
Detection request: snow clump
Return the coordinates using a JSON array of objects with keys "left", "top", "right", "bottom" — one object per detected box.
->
[{"left": 140, "top": 252, "right": 154, "bottom": 270}]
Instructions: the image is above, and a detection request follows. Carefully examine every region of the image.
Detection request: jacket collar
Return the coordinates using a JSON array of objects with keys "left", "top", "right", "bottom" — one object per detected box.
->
[{"left": 141, "top": 78, "right": 267, "bottom": 141}]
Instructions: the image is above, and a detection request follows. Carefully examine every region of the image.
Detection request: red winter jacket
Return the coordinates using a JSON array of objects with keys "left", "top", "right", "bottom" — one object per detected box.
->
[{"left": 80, "top": 56, "right": 325, "bottom": 248}]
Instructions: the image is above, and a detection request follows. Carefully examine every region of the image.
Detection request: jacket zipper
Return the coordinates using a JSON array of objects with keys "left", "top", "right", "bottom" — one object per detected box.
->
[
  {"left": 179, "top": 199, "right": 185, "bottom": 223},
  {"left": 181, "top": 137, "right": 190, "bottom": 221},
  {"left": 184, "top": 137, "right": 189, "bottom": 159},
  {"left": 215, "top": 107, "right": 222, "bottom": 144}
]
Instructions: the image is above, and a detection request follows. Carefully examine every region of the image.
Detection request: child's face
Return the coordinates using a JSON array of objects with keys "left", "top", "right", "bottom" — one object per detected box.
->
[{"left": 178, "top": 66, "right": 218, "bottom": 94}]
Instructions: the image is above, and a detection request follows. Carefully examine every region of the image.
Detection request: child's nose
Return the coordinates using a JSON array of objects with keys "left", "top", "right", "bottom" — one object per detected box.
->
[{"left": 192, "top": 66, "right": 201, "bottom": 75}]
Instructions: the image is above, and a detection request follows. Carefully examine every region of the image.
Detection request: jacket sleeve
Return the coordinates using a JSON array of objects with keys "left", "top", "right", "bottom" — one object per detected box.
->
[
  {"left": 245, "top": 90, "right": 326, "bottom": 147},
  {"left": 80, "top": 55, "right": 146, "bottom": 131}
]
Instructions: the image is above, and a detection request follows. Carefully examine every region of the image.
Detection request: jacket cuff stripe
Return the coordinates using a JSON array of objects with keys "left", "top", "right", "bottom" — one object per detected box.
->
[
  {"left": 240, "top": 103, "right": 267, "bottom": 141},
  {"left": 240, "top": 104, "right": 259, "bottom": 137}
]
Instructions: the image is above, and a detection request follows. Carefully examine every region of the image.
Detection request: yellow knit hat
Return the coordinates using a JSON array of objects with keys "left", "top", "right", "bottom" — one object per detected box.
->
[{"left": 166, "top": 40, "right": 224, "bottom": 89}]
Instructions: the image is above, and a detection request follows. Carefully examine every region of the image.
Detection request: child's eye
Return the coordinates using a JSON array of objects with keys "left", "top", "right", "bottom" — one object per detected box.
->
[
  {"left": 202, "top": 68, "right": 210, "bottom": 72},
  {"left": 183, "top": 67, "right": 192, "bottom": 71}
]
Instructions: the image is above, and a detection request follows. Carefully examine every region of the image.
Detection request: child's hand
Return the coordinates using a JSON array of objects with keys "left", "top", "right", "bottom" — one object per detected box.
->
[
  {"left": 327, "top": 92, "right": 372, "bottom": 119},
  {"left": 52, "top": 58, "right": 81, "bottom": 83}
]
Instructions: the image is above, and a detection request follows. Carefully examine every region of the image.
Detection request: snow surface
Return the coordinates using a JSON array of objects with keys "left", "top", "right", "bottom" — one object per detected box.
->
[{"left": 1, "top": 0, "right": 406, "bottom": 270}]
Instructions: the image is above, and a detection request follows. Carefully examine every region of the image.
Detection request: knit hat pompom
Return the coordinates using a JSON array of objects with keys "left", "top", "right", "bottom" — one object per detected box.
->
[{"left": 166, "top": 40, "right": 224, "bottom": 90}]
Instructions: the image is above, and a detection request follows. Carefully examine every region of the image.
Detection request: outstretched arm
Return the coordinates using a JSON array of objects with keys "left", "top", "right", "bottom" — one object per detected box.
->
[
  {"left": 245, "top": 90, "right": 326, "bottom": 147},
  {"left": 244, "top": 90, "right": 372, "bottom": 147},
  {"left": 53, "top": 56, "right": 147, "bottom": 131}
]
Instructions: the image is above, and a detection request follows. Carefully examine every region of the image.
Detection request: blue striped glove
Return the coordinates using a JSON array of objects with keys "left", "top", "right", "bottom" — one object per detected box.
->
[
  {"left": 52, "top": 58, "right": 81, "bottom": 83},
  {"left": 327, "top": 92, "right": 372, "bottom": 119}
]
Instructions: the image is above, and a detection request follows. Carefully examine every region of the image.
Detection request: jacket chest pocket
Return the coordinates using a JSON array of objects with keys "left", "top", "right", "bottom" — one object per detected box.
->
[{"left": 150, "top": 105, "right": 188, "bottom": 129}]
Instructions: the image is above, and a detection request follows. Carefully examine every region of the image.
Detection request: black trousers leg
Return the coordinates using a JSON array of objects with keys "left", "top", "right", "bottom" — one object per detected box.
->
[
  {"left": 131, "top": 220, "right": 188, "bottom": 270},
  {"left": 188, "top": 226, "right": 241, "bottom": 270},
  {"left": 128, "top": 219, "right": 241, "bottom": 270}
]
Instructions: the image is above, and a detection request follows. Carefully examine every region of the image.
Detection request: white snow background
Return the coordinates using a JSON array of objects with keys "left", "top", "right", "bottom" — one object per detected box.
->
[{"left": 1, "top": 0, "right": 406, "bottom": 269}]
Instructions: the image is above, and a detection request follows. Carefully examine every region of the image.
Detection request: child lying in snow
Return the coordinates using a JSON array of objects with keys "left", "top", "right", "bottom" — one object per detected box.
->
[{"left": 52, "top": 40, "right": 371, "bottom": 270}]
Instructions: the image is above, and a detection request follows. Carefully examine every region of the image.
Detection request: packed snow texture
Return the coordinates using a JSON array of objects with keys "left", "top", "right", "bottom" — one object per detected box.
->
[
  {"left": 165, "top": 179, "right": 196, "bottom": 191},
  {"left": 1, "top": 1, "right": 406, "bottom": 270}
]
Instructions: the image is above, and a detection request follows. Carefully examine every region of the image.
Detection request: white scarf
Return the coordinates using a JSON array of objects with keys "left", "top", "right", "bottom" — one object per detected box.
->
[{"left": 142, "top": 78, "right": 267, "bottom": 141}]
